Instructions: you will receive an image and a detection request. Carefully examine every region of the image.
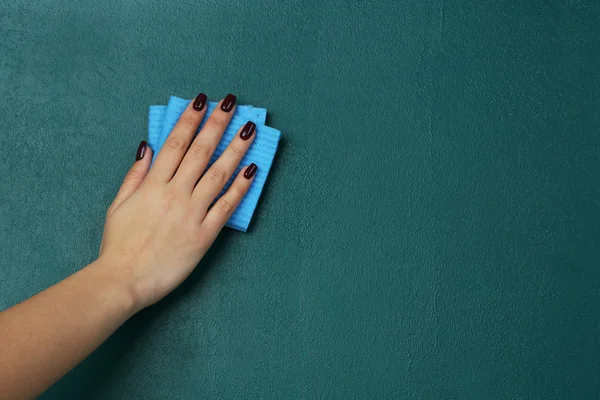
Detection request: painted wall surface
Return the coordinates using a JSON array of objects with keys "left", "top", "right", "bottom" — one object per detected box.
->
[{"left": 1, "top": 1, "right": 599, "bottom": 398}]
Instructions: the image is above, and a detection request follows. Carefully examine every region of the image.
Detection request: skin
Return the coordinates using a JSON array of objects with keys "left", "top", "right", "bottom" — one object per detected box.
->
[{"left": 0, "top": 94, "right": 256, "bottom": 400}]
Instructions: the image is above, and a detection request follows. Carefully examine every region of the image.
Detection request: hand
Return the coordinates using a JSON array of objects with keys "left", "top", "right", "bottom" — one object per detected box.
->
[
  {"left": 0, "top": 94, "right": 259, "bottom": 398},
  {"left": 98, "top": 93, "right": 257, "bottom": 311}
]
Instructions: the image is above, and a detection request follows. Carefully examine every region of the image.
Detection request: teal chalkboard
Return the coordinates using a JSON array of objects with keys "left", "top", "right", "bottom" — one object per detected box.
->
[{"left": 1, "top": 0, "right": 599, "bottom": 398}]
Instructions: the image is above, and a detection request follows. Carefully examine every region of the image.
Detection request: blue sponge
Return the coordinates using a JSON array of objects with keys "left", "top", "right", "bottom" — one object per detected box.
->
[{"left": 147, "top": 96, "right": 280, "bottom": 232}]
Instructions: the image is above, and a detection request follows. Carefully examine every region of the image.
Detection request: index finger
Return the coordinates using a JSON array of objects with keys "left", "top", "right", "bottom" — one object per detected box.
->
[{"left": 147, "top": 93, "right": 209, "bottom": 183}]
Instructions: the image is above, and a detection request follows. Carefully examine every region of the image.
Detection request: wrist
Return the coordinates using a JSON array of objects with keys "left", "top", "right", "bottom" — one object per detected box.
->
[{"left": 84, "top": 258, "right": 141, "bottom": 317}]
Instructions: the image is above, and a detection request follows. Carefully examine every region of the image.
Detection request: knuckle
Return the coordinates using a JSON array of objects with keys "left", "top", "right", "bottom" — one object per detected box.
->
[
  {"left": 206, "top": 116, "right": 227, "bottom": 131},
  {"left": 189, "top": 141, "right": 212, "bottom": 159},
  {"left": 160, "top": 190, "right": 177, "bottom": 212},
  {"left": 123, "top": 169, "right": 144, "bottom": 184},
  {"left": 228, "top": 184, "right": 244, "bottom": 199},
  {"left": 166, "top": 135, "right": 186, "bottom": 150},
  {"left": 218, "top": 198, "right": 234, "bottom": 214},
  {"left": 228, "top": 186, "right": 244, "bottom": 201},
  {"left": 229, "top": 143, "right": 246, "bottom": 156},
  {"left": 207, "top": 167, "right": 226, "bottom": 183},
  {"left": 180, "top": 112, "right": 199, "bottom": 126}
]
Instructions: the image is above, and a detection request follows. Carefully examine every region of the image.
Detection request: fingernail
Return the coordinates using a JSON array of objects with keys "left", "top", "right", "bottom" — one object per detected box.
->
[
  {"left": 244, "top": 163, "right": 257, "bottom": 179},
  {"left": 136, "top": 141, "right": 147, "bottom": 161},
  {"left": 193, "top": 93, "right": 207, "bottom": 111},
  {"left": 240, "top": 121, "right": 256, "bottom": 140},
  {"left": 221, "top": 93, "right": 236, "bottom": 113}
]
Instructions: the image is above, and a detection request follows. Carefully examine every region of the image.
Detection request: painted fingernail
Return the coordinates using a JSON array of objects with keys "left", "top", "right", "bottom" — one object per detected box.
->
[
  {"left": 193, "top": 93, "right": 207, "bottom": 111},
  {"left": 136, "top": 141, "right": 147, "bottom": 161},
  {"left": 221, "top": 93, "right": 236, "bottom": 113},
  {"left": 244, "top": 163, "right": 258, "bottom": 179},
  {"left": 240, "top": 121, "right": 256, "bottom": 140}
]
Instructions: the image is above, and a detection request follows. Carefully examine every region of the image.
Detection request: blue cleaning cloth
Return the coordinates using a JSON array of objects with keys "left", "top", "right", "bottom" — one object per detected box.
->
[
  {"left": 147, "top": 96, "right": 280, "bottom": 232},
  {"left": 148, "top": 105, "right": 167, "bottom": 153}
]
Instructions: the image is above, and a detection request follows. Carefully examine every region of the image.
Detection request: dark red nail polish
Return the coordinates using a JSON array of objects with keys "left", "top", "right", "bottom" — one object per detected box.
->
[
  {"left": 193, "top": 93, "right": 207, "bottom": 111},
  {"left": 240, "top": 121, "right": 256, "bottom": 140},
  {"left": 136, "top": 141, "right": 147, "bottom": 161},
  {"left": 221, "top": 93, "right": 236, "bottom": 112},
  {"left": 244, "top": 163, "right": 257, "bottom": 179}
]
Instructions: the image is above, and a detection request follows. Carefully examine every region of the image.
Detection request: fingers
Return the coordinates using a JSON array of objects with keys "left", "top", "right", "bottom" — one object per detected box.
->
[
  {"left": 172, "top": 93, "right": 237, "bottom": 191},
  {"left": 107, "top": 141, "right": 153, "bottom": 217},
  {"left": 192, "top": 121, "right": 256, "bottom": 208},
  {"left": 147, "top": 93, "right": 208, "bottom": 183},
  {"left": 201, "top": 164, "right": 257, "bottom": 235}
]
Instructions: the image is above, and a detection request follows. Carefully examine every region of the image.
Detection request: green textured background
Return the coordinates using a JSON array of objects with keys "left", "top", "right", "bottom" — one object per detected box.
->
[{"left": 1, "top": 0, "right": 599, "bottom": 398}]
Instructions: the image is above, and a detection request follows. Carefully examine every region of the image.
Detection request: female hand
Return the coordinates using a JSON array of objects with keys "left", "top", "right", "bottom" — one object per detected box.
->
[
  {"left": 0, "top": 93, "right": 259, "bottom": 398},
  {"left": 98, "top": 93, "right": 257, "bottom": 311}
]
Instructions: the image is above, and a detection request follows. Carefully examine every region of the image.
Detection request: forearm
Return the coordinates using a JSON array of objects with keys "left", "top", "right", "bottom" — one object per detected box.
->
[{"left": 0, "top": 259, "right": 137, "bottom": 399}]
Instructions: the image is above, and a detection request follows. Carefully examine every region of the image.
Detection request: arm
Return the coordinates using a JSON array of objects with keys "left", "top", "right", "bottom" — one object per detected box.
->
[
  {"left": 0, "top": 93, "right": 258, "bottom": 399},
  {"left": 0, "top": 260, "right": 136, "bottom": 399}
]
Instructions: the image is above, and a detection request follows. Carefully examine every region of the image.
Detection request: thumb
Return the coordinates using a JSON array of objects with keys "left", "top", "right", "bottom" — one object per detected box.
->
[{"left": 107, "top": 141, "right": 153, "bottom": 217}]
